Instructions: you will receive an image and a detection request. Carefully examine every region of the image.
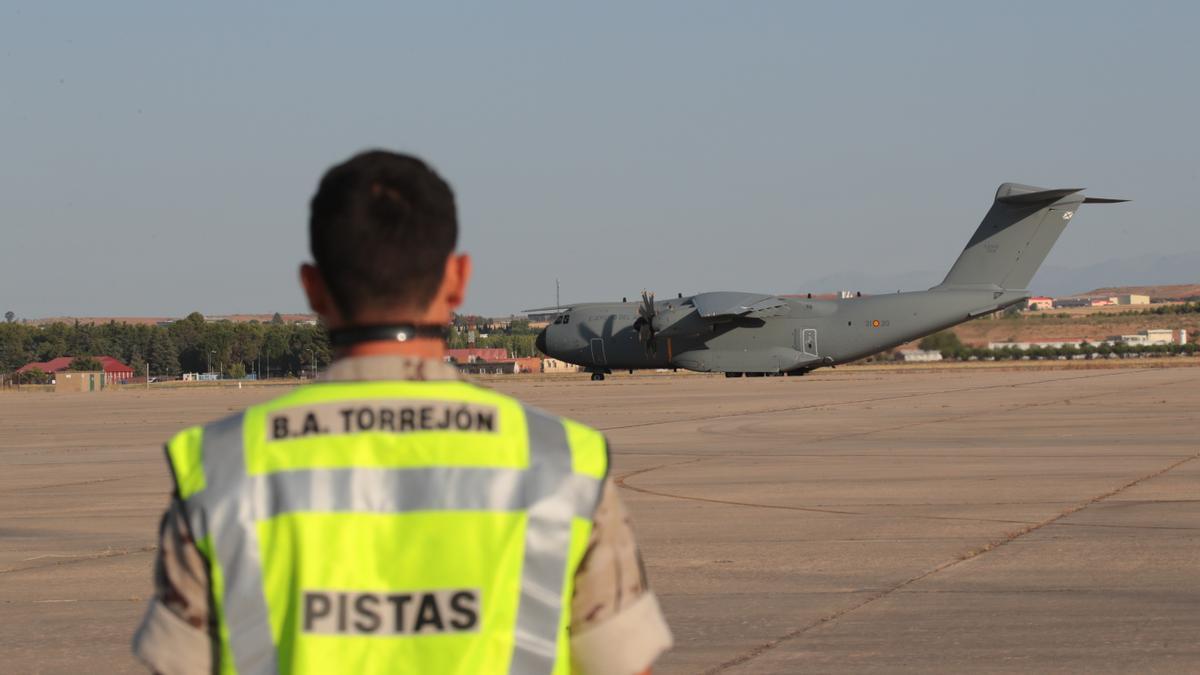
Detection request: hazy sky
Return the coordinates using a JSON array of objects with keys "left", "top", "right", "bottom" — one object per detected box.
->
[{"left": 3, "top": 2, "right": 1198, "bottom": 318}]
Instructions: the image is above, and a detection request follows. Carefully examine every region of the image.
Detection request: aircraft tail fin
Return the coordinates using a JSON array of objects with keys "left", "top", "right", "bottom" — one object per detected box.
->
[{"left": 938, "top": 183, "right": 1127, "bottom": 291}]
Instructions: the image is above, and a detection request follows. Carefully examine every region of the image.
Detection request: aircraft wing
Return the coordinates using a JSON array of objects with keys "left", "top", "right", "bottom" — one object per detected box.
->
[
  {"left": 521, "top": 305, "right": 573, "bottom": 313},
  {"left": 691, "top": 292, "right": 788, "bottom": 318}
]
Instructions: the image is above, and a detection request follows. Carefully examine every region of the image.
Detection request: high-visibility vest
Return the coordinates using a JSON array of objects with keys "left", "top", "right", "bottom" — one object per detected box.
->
[{"left": 165, "top": 380, "right": 608, "bottom": 675}]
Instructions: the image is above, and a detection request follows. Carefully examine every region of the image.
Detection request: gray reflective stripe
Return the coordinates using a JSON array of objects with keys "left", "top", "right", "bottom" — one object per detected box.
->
[
  {"left": 196, "top": 413, "right": 280, "bottom": 675},
  {"left": 509, "top": 405, "right": 592, "bottom": 675},
  {"left": 249, "top": 467, "right": 600, "bottom": 520}
]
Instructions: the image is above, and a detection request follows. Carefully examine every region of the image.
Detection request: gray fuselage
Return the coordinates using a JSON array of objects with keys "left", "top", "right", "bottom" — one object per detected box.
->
[
  {"left": 537, "top": 288, "right": 1027, "bottom": 374},
  {"left": 534, "top": 181, "right": 1125, "bottom": 375}
]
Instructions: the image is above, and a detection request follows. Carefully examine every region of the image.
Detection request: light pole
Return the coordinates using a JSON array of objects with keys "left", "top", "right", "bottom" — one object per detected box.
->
[
  {"left": 306, "top": 348, "right": 316, "bottom": 379},
  {"left": 209, "top": 350, "right": 216, "bottom": 377}
]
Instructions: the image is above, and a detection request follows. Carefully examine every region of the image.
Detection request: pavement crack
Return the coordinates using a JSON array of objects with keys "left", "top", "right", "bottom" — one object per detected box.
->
[
  {"left": 702, "top": 450, "right": 1200, "bottom": 673},
  {"left": 0, "top": 545, "right": 157, "bottom": 575},
  {"left": 598, "top": 369, "right": 1146, "bottom": 433},
  {"left": 621, "top": 484, "right": 863, "bottom": 516},
  {"left": 2, "top": 475, "right": 152, "bottom": 493},
  {"left": 616, "top": 377, "right": 1191, "bottom": 527},
  {"left": 619, "top": 456, "right": 864, "bottom": 514},
  {"left": 613, "top": 457, "right": 706, "bottom": 485}
]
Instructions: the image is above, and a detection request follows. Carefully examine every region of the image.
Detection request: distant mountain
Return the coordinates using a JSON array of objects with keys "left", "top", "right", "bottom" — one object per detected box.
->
[
  {"left": 1029, "top": 251, "right": 1200, "bottom": 297},
  {"left": 1070, "top": 284, "right": 1200, "bottom": 301},
  {"left": 798, "top": 250, "right": 1200, "bottom": 298}
]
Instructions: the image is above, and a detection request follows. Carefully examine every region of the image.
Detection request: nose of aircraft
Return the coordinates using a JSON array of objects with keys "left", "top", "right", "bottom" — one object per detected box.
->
[{"left": 535, "top": 328, "right": 548, "bottom": 355}]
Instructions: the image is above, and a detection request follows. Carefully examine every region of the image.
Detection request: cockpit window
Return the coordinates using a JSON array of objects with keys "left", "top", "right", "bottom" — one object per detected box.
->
[{"left": 553, "top": 314, "right": 570, "bottom": 325}]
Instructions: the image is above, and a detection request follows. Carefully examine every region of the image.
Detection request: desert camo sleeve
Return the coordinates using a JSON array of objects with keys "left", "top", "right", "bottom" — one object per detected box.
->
[
  {"left": 569, "top": 478, "right": 673, "bottom": 675},
  {"left": 131, "top": 499, "right": 213, "bottom": 675}
]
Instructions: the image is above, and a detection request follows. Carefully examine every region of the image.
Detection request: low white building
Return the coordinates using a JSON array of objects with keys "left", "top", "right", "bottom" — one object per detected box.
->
[
  {"left": 987, "top": 339, "right": 1087, "bottom": 351},
  {"left": 990, "top": 328, "right": 1187, "bottom": 352},
  {"left": 1117, "top": 294, "right": 1150, "bottom": 305},
  {"left": 1025, "top": 296, "right": 1054, "bottom": 311},
  {"left": 541, "top": 358, "right": 580, "bottom": 373},
  {"left": 1113, "top": 329, "right": 1185, "bottom": 346},
  {"left": 898, "top": 349, "right": 943, "bottom": 362}
]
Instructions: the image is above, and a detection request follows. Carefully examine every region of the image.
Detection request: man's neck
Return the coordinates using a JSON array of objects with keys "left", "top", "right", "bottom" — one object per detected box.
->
[{"left": 336, "top": 338, "right": 447, "bottom": 361}]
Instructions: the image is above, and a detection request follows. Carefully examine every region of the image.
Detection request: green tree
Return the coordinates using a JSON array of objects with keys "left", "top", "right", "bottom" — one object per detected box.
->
[
  {"left": 169, "top": 312, "right": 209, "bottom": 373},
  {"left": 288, "top": 324, "right": 330, "bottom": 377},
  {"left": 4, "top": 311, "right": 14, "bottom": 323},
  {"left": 232, "top": 322, "right": 264, "bottom": 373},
  {"left": 203, "top": 321, "right": 236, "bottom": 374},
  {"left": 261, "top": 324, "right": 290, "bottom": 377},
  {"left": 919, "top": 330, "right": 963, "bottom": 357},
  {"left": 17, "top": 368, "right": 51, "bottom": 385},
  {"left": 36, "top": 322, "right": 70, "bottom": 360},
  {"left": 0, "top": 322, "right": 35, "bottom": 372},
  {"left": 148, "top": 329, "right": 180, "bottom": 376},
  {"left": 69, "top": 356, "right": 103, "bottom": 371},
  {"left": 507, "top": 319, "right": 534, "bottom": 335}
]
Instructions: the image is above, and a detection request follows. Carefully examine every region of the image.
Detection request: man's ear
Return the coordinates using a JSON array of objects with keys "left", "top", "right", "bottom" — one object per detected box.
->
[
  {"left": 300, "top": 263, "right": 342, "bottom": 326},
  {"left": 440, "top": 253, "right": 472, "bottom": 312}
]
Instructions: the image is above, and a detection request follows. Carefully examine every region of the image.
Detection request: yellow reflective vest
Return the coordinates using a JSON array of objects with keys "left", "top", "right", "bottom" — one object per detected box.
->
[{"left": 165, "top": 380, "right": 608, "bottom": 675}]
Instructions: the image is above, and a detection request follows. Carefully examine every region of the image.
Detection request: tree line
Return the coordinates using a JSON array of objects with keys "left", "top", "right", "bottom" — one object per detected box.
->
[
  {"left": 1022, "top": 300, "right": 1200, "bottom": 320},
  {"left": 1104, "top": 300, "right": 1200, "bottom": 317},
  {"left": 915, "top": 330, "right": 1198, "bottom": 361},
  {"left": 0, "top": 312, "right": 547, "bottom": 382},
  {"left": 448, "top": 316, "right": 540, "bottom": 358},
  {"left": 0, "top": 312, "right": 331, "bottom": 380}
]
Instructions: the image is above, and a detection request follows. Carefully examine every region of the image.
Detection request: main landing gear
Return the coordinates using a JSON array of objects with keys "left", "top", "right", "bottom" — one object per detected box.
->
[{"left": 590, "top": 372, "right": 606, "bottom": 381}]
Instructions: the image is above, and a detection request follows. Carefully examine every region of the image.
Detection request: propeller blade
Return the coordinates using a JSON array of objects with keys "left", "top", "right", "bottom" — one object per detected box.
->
[
  {"left": 637, "top": 290, "right": 658, "bottom": 355},
  {"left": 639, "top": 291, "right": 655, "bottom": 320}
]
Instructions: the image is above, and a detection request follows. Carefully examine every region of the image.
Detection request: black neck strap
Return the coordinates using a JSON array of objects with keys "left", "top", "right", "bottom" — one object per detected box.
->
[{"left": 328, "top": 324, "right": 449, "bottom": 348}]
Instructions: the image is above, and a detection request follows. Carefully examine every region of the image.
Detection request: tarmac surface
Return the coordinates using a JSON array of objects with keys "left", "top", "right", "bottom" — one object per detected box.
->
[{"left": 1, "top": 364, "right": 1197, "bottom": 673}]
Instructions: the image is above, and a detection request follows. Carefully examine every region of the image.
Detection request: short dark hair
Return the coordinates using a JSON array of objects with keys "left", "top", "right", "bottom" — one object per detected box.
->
[{"left": 309, "top": 150, "right": 458, "bottom": 318}]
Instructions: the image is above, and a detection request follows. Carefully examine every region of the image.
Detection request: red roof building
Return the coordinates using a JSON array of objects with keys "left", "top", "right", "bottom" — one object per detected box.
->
[
  {"left": 18, "top": 356, "right": 135, "bottom": 382},
  {"left": 446, "top": 348, "right": 508, "bottom": 363}
]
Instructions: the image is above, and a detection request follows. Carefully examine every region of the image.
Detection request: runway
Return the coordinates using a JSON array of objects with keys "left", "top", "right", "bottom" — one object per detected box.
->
[{"left": 1, "top": 365, "right": 1197, "bottom": 672}]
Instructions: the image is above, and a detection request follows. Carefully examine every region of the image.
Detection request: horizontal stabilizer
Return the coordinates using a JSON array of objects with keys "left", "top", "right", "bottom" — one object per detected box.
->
[
  {"left": 1082, "top": 196, "right": 1130, "bottom": 204},
  {"left": 995, "top": 185, "right": 1083, "bottom": 205}
]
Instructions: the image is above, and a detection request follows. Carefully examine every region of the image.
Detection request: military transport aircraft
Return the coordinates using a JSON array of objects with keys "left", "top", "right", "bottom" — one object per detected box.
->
[{"left": 531, "top": 183, "right": 1126, "bottom": 380}]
